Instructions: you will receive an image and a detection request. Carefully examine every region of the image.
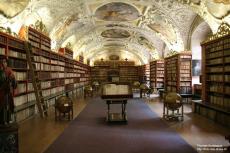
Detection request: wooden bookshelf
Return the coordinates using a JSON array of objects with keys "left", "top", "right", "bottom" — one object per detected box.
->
[
  {"left": 138, "top": 64, "right": 150, "bottom": 85},
  {"left": 164, "top": 52, "right": 192, "bottom": 95},
  {"left": 193, "top": 23, "right": 230, "bottom": 127},
  {"left": 91, "top": 61, "right": 138, "bottom": 84},
  {"left": 119, "top": 66, "right": 139, "bottom": 83},
  {"left": 201, "top": 33, "right": 230, "bottom": 108},
  {"left": 0, "top": 28, "right": 90, "bottom": 121},
  {"left": 150, "top": 60, "right": 164, "bottom": 89},
  {"left": 59, "top": 47, "right": 73, "bottom": 59}
]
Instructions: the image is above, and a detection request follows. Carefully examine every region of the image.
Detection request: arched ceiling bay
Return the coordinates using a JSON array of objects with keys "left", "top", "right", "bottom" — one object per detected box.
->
[{"left": 0, "top": 0, "right": 229, "bottom": 65}]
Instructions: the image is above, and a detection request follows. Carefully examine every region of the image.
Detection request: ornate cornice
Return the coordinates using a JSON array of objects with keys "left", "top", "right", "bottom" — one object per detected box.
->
[{"left": 203, "top": 22, "right": 230, "bottom": 43}]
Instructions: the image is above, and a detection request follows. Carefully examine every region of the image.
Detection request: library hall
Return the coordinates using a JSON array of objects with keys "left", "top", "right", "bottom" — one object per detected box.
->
[{"left": 0, "top": 0, "right": 230, "bottom": 153}]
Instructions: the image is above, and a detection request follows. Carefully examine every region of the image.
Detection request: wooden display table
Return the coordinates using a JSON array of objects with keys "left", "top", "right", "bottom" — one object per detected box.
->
[{"left": 101, "top": 84, "right": 133, "bottom": 122}]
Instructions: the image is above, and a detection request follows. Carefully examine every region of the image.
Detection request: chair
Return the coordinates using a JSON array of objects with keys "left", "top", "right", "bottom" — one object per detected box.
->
[
  {"left": 132, "top": 81, "right": 140, "bottom": 93},
  {"left": 55, "top": 96, "right": 73, "bottom": 120},
  {"left": 92, "top": 81, "right": 100, "bottom": 92},
  {"left": 84, "top": 85, "right": 93, "bottom": 98},
  {"left": 163, "top": 92, "right": 183, "bottom": 121},
  {"left": 140, "top": 83, "right": 150, "bottom": 98}
]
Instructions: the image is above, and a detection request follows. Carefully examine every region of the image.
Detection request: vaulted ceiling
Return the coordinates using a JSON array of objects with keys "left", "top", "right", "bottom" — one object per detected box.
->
[{"left": 0, "top": 0, "right": 229, "bottom": 65}]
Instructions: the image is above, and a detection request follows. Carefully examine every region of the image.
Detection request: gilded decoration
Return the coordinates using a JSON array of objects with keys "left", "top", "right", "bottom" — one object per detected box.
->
[
  {"left": 204, "top": 22, "right": 230, "bottom": 43},
  {"left": 30, "top": 20, "right": 48, "bottom": 36}
]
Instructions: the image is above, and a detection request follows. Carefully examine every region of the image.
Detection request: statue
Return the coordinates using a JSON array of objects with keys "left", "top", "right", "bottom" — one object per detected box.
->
[{"left": 0, "top": 57, "right": 17, "bottom": 125}]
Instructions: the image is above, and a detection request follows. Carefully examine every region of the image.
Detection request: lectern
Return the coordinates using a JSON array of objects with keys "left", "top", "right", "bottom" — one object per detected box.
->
[{"left": 101, "top": 84, "right": 133, "bottom": 122}]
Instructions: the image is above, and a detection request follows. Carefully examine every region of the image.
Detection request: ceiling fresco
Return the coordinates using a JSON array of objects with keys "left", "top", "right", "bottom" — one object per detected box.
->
[
  {"left": 0, "top": 0, "right": 29, "bottom": 18},
  {"left": 101, "top": 29, "right": 131, "bottom": 38},
  {"left": 137, "top": 36, "right": 156, "bottom": 51},
  {"left": 0, "top": 0, "right": 229, "bottom": 65},
  {"left": 206, "top": 0, "right": 230, "bottom": 19},
  {"left": 95, "top": 2, "right": 140, "bottom": 21}
]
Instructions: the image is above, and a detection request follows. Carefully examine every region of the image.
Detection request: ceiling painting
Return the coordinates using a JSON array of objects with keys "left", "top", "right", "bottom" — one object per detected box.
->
[
  {"left": 137, "top": 36, "right": 155, "bottom": 51},
  {"left": 148, "top": 22, "right": 177, "bottom": 43},
  {"left": 101, "top": 29, "right": 130, "bottom": 38},
  {"left": 206, "top": 0, "right": 230, "bottom": 19},
  {"left": 0, "top": 0, "right": 229, "bottom": 65},
  {"left": 95, "top": 2, "right": 140, "bottom": 21},
  {"left": 0, "top": 0, "right": 29, "bottom": 18}
]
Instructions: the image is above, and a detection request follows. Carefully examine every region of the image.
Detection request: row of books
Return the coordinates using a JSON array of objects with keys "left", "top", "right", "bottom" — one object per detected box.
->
[
  {"left": 208, "top": 75, "right": 223, "bottom": 81},
  {"left": 28, "top": 35, "right": 40, "bottom": 43},
  {"left": 207, "top": 67, "right": 223, "bottom": 73},
  {"left": 8, "top": 39, "right": 24, "bottom": 49},
  {"left": 225, "top": 75, "right": 230, "bottom": 81},
  {"left": 180, "top": 77, "right": 191, "bottom": 81},
  {"left": 207, "top": 51, "right": 222, "bottom": 59},
  {"left": 65, "top": 79, "right": 74, "bottom": 84},
  {"left": 225, "top": 56, "right": 230, "bottom": 63},
  {"left": 209, "top": 95, "right": 230, "bottom": 106},
  {"left": 15, "top": 83, "right": 27, "bottom": 95},
  {"left": 225, "top": 86, "right": 230, "bottom": 94},
  {"left": 180, "top": 65, "right": 191, "bottom": 69},
  {"left": 8, "top": 49, "right": 26, "bottom": 59},
  {"left": 156, "top": 63, "right": 164, "bottom": 67},
  {"left": 224, "top": 43, "right": 230, "bottom": 49},
  {"left": 42, "top": 89, "right": 51, "bottom": 97},
  {"left": 207, "top": 58, "right": 222, "bottom": 64},
  {"left": 28, "top": 29, "right": 40, "bottom": 38},
  {"left": 180, "top": 70, "right": 190, "bottom": 73},
  {"left": 224, "top": 50, "right": 230, "bottom": 56},
  {"left": 51, "top": 65, "right": 64, "bottom": 71},
  {"left": 8, "top": 59, "right": 27, "bottom": 69},
  {"left": 14, "top": 95, "right": 28, "bottom": 107},
  {"left": 166, "top": 67, "right": 177, "bottom": 70},
  {"left": 14, "top": 82, "right": 88, "bottom": 107},
  {"left": 30, "top": 41, "right": 40, "bottom": 48},
  {"left": 65, "top": 84, "right": 74, "bottom": 91},
  {"left": 41, "top": 81, "right": 51, "bottom": 89},
  {"left": 15, "top": 72, "right": 27, "bottom": 81},
  {"left": 41, "top": 44, "right": 50, "bottom": 51},
  {"left": 209, "top": 84, "right": 223, "bottom": 92},
  {"left": 157, "top": 68, "right": 164, "bottom": 71},
  {"left": 0, "top": 35, "right": 6, "bottom": 44},
  {"left": 167, "top": 81, "right": 177, "bottom": 86},
  {"left": 180, "top": 82, "right": 191, "bottom": 86},
  {"left": 157, "top": 74, "right": 164, "bottom": 77},
  {"left": 0, "top": 47, "right": 5, "bottom": 55},
  {"left": 180, "top": 74, "right": 191, "bottom": 77},
  {"left": 41, "top": 40, "right": 50, "bottom": 47},
  {"left": 167, "top": 74, "right": 177, "bottom": 77},
  {"left": 50, "top": 72, "right": 64, "bottom": 78},
  {"left": 208, "top": 46, "right": 223, "bottom": 52},
  {"left": 180, "top": 55, "right": 191, "bottom": 58}
]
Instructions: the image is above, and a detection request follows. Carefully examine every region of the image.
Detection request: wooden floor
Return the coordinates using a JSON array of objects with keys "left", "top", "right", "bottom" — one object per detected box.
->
[{"left": 18, "top": 94, "right": 230, "bottom": 153}]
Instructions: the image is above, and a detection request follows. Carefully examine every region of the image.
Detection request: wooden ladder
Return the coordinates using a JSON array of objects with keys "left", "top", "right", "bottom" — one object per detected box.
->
[{"left": 24, "top": 42, "right": 48, "bottom": 118}]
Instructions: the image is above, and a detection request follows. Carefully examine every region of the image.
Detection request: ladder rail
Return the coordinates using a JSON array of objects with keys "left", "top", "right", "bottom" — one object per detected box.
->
[{"left": 24, "top": 42, "right": 48, "bottom": 118}]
